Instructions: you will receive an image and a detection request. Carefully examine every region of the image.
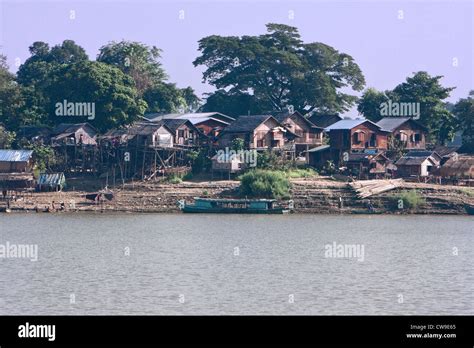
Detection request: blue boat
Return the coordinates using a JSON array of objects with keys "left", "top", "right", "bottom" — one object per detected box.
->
[{"left": 178, "top": 197, "right": 292, "bottom": 214}]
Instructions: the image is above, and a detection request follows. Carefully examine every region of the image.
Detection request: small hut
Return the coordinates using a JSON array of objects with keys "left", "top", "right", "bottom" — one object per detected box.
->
[
  {"left": 36, "top": 173, "right": 66, "bottom": 192},
  {"left": 439, "top": 155, "right": 474, "bottom": 180}
]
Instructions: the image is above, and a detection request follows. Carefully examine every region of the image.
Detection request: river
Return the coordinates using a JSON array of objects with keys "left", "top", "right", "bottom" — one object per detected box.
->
[{"left": 0, "top": 214, "right": 472, "bottom": 315}]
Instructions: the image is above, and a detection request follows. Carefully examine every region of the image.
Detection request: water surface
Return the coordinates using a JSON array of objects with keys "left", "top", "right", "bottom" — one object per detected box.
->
[{"left": 0, "top": 214, "right": 472, "bottom": 315}]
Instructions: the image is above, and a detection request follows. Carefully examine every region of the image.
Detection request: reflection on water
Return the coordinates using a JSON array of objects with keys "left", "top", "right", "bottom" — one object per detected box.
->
[{"left": 0, "top": 214, "right": 472, "bottom": 315}]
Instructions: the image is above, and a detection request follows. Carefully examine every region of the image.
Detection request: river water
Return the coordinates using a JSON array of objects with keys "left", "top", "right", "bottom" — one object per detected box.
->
[{"left": 0, "top": 214, "right": 472, "bottom": 315}]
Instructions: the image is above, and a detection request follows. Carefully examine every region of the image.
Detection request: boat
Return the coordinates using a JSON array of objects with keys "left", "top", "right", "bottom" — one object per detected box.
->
[
  {"left": 178, "top": 197, "right": 293, "bottom": 214},
  {"left": 464, "top": 203, "right": 474, "bottom": 215}
]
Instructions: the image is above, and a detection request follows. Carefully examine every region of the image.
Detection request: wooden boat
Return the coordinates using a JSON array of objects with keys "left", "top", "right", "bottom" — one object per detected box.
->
[
  {"left": 179, "top": 197, "right": 292, "bottom": 214},
  {"left": 464, "top": 204, "right": 474, "bottom": 215}
]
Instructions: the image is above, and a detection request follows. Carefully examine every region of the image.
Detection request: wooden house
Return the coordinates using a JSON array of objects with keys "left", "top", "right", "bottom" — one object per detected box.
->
[
  {"left": 376, "top": 117, "right": 427, "bottom": 150},
  {"left": 273, "top": 111, "right": 324, "bottom": 154},
  {"left": 127, "top": 122, "right": 174, "bottom": 148},
  {"left": 161, "top": 119, "right": 205, "bottom": 147},
  {"left": 0, "top": 149, "right": 34, "bottom": 173},
  {"left": 51, "top": 123, "right": 98, "bottom": 146},
  {"left": 395, "top": 150, "right": 441, "bottom": 178},
  {"left": 324, "top": 119, "right": 389, "bottom": 165},
  {"left": 147, "top": 112, "right": 235, "bottom": 138},
  {"left": 0, "top": 150, "right": 35, "bottom": 190},
  {"left": 345, "top": 152, "right": 391, "bottom": 179},
  {"left": 217, "top": 115, "right": 298, "bottom": 150},
  {"left": 36, "top": 172, "right": 66, "bottom": 192}
]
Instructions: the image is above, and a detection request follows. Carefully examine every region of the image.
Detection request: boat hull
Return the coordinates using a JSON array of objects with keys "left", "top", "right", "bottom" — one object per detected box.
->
[
  {"left": 182, "top": 206, "right": 289, "bottom": 214},
  {"left": 464, "top": 204, "right": 474, "bottom": 215}
]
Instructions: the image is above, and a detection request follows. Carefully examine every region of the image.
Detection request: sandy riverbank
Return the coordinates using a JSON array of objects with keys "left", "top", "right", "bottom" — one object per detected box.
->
[{"left": 1, "top": 177, "right": 473, "bottom": 215}]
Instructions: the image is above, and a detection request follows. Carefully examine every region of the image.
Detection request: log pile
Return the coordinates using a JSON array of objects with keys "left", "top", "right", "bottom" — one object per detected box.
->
[{"left": 349, "top": 179, "right": 404, "bottom": 199}]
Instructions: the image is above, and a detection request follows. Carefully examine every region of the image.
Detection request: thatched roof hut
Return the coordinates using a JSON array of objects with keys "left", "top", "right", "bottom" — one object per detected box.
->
[{"left": 439, "top": 155, "right": 474, "bottom": 178}]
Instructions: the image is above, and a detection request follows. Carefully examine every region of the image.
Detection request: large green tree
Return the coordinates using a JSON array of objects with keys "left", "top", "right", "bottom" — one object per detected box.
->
[
  {"left": 194, "top": 23, "right": 365, "bottom": 114},
  {"left": 46, "top": 61, "right": 147, "bottom": 132},
  {"left": 0, "top": 54, "right": 24, "bottom": 130},
  {"left": 357, "top": 72, "right": 456, "bottom": 144},
  {"left": 98, "top": 40, "right": 200, "bottom": 113},
  {"left": 97, "top": 41, "right": 166, "bottom": 96},
  {"left": 453, "top": 91, "right": 474, "bottom": 152},
  {"left": 199, "top": 89, "right": 268, "bottom": 116}
]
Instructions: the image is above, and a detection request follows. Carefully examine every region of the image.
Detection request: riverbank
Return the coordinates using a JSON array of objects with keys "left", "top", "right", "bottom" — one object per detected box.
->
[{"left": 1, "top": 176, "right": 473, "bottom": 214}]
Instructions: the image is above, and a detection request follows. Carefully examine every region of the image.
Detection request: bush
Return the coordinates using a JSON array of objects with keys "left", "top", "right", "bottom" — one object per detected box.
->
[
  {"left": 239, "top": 170, "right": 290, "bottom": 199},
  {"left": 393, "top": 190, "right": 425, "bottom": 210},
  {"left": 167, "top": 175, "right": 182, "bottom": 184},
  {"left": 285, "top": 168, "right": 318, "bottom": 178}
]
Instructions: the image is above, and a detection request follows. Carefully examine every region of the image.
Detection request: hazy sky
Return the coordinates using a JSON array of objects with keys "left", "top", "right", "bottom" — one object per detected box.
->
[{"left": 1, "top": 0, "right": 472, "bottom": 116}]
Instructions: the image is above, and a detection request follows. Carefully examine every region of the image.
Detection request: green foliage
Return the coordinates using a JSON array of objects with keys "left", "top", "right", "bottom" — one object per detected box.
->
[
  {"left": 186, "top": 149, "right": 210, "bottom": 173},
  {"left": 167, "top": 175, "right": 182, "bottom": 184},
  {"left": 358, "top": 72, "right": 456, "bottom": 144},
  {"left": 182, "top": 172, "right": 193, "bottom": 181},
  {"left": 200, "top": 89, "right": 268, "bottom": 117},
  {"left": 97, "top": 40, "right": 166, "bottom": 96},
  {"left": 194, "top": 23, "right": 365, "bottom": 115},
  {"left": 0, "top": 125, "right": 16, "bottom": 148},
  {"left": 231, "top": 138, "right": 245, "bottom": 151},
  {"left": 394, "top": 190, "right": 426, "bottom": 210},
  {"left": 239, "top": 169, "right": 291, "bottom": 199},
  {"left": 46, "top": 61, "right": 147, "bottom": 132},
  {"left": 453, "top": 91, "right": 474, "bottom": 152},
  {"left": 285, "top": 168, "right": 318, "bottom": 178},
  {"left": 28, "top": 144, "right": 56, "bottom": 171}
]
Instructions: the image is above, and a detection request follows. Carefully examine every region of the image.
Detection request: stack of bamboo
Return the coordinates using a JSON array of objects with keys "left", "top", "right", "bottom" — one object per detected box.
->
[{"left": 349, "top": 179, "right": 404, "bottom": 199}]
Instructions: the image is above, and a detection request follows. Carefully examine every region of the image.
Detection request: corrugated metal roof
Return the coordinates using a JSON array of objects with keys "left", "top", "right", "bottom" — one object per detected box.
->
[
  {"left": 376, "top": 117, "right": 411, "bottom": 132},
  {"left": 324, "top": 119, "right": 368, "bottom": 131},
  {"left": 306, "top": 145, "right": 330, "bottom": 153},
  {"left": 0, "top": 150, "right": 33, "bottom": 162},
  {"left": 38, "top": 173, "right": 66, "bottom": 186}
]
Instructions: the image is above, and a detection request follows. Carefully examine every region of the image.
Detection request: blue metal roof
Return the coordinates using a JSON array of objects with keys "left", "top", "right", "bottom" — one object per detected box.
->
[
  {"left": 37, "top": 173, "right": 66, "bottom": 187},
  {"left": 324, "top": 119, "right": 367, "bottom": 131},
  {"left": 0, "top": 150, "right": 33, "bottom": 162}
]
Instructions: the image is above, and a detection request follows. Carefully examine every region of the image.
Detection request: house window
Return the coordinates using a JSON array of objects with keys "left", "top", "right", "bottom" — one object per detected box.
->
[
  {"left": 413, "top": 133, "right": 421, "bottom": 142},
  {"left": 369, "top": 133, "right": 377, "bottom": 147},
  {"left": 397, "top": 132, "right": 408, "bottom": 142},
  {"left": 353, "top": 131, "right": 364, "bottom": 144},
  {"left": 178, "top": 130, "right": 185, "bottom": 138}
]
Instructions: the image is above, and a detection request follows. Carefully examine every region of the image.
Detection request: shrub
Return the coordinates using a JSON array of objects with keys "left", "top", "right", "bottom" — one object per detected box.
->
[
  {"left": 239, "top": 169, "right": 290, "bottom": 199},
  {"left": 286, "top": 168, "right": 318, "bottom": 178},
  {"left": 167, "top": 175, "right": 182, "bottom": 184},
  {"left": 393, "top": 190, "right": 425, "bottom": 210}
]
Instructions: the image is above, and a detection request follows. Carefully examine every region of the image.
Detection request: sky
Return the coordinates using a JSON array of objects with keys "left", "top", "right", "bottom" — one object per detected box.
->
[{"left": 0, "top": 0, "right": 473, "bottom": 116}]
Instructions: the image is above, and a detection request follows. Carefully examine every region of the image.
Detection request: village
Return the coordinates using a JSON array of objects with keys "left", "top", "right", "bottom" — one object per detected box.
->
[{"left": 1, "top": 110, "right": 473, "bottom": 214}]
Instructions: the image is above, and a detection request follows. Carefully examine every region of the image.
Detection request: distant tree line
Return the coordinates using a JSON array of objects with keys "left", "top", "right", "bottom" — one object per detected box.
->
[{"left": 0, "top": 23, "right": 473, "bottom": 150}]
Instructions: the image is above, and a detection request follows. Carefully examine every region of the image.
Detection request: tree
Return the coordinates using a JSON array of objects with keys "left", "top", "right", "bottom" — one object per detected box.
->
[
  {"left": 16, "top": 40, "right": 89, "bottom": 126},
  {"left": 194, "top": 23, "right": 365, "bottom": 114},
  {"left": 46, "top": 61, "right": 147, "bottom": 132},
  {"left": 453, "top": 91, "right": 474, "bottom": 152},
  {"left": 97, "top": 41, "right": 166, "bottom": 96},
  {"left": 180, "top": 87, "right": 201, "bottom": 112},
  {"left": 0, "top": 54, "right": 24, "bottom": 130},
  {"left": 357, "top": 72, "right": 455, "bottom": 144},
  {"left": 143, "top": 83, "right": 186, "bottom": 113},
  {"left": 357, "top": 88, "right": 391, "bottom": 122},
  {"left": 0, "top": 125, "right": 16, "bottom": 148},
  {"left": 200, "top": 89, "right": 268, "bottom": 117}
]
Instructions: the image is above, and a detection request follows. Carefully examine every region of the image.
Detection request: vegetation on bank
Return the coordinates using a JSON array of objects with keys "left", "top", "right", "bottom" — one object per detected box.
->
[
  {"left": 239, "top": 170, "right": 291, "bottom": 199},
  {"left": 391, "top": 190, "right": 426, "bottom": 210}
]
